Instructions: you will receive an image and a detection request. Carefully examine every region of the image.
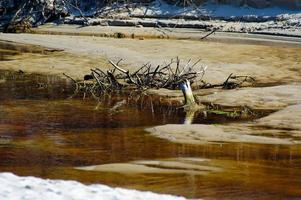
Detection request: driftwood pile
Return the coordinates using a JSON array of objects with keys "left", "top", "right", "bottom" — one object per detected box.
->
[
  {"left": 64, "top": 58, "right": 207, "bottom": 98},
  {"left": 63, "top": 58, "right": 255, "bottom": 99}
]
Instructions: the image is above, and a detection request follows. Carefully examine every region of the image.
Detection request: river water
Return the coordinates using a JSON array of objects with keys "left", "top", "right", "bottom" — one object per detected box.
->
[{"left": 0, "top": 41, "right": 300, "bottom": 200}]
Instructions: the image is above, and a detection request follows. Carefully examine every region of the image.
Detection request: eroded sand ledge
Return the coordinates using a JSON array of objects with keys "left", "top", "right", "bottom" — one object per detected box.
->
[
  {"left": 146, "top": 104, "right": 301, "bottom": 145},
  {"left": 146, "top": 124, "right": 300, "bottom": 145}
]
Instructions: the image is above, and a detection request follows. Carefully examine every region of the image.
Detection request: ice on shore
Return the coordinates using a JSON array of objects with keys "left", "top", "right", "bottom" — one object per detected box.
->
[{"left": 0, "top": 172, "right": 187, "bottom": 200}]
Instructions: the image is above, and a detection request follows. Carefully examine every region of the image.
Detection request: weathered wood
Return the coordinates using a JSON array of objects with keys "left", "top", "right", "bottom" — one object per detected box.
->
[
  {"left": 109, "top": 60, "right": 128, "bottom": 74},
  {"left": 179, "top": 79, "right": 196, "bottom": 107},
  {"left": 200, "top": 29, "right": 217, "bottom": 40},
  {"left": 107, "top": 70, "right": 123, "bottom": 89}
]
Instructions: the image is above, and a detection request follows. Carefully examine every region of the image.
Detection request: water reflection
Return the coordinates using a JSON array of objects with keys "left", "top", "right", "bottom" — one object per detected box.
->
[{"left": 0, "top": 44, "right": 300, "bottom": 199}]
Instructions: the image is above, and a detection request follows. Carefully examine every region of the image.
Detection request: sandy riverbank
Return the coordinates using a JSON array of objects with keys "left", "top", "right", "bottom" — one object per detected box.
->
[
  {"left": 31, "top": 24, "right": 301, "bottom": 44},
  {"left": 0, "top": 28, "right": 300, "bottom": 145},
  {"left": 1, "top": 28, "right": 300, "bottom": 83}
]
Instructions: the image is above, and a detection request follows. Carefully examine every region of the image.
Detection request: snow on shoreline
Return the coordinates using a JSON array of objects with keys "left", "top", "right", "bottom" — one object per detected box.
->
[
  {"left": 0, "top": 172, "right": 187, "bottom": 200},
  {"left": 95, "top": 0, "right": 301, "bottom": 19},
  {"left": 68, "top": 0, "right": 300, "bottom": 36}
]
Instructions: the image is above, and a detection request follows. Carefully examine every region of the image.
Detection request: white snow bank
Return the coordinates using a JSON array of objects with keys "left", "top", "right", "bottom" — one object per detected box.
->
[
  {"left": 101, "top": 0, "right": 301, "bottom": 18},
  {"left": 0, "top": 172, "right": 187, "bottom": 200}
]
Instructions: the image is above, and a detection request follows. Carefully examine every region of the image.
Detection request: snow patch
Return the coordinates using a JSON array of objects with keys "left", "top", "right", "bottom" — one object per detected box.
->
[{"left": 0, "top": 172, "right": 187, "bottom": 200}]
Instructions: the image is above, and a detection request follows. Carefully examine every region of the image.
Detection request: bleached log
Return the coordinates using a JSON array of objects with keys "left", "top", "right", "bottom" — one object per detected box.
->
[{"left": 179, "top": 79, "right": 196, "bottom": 107}]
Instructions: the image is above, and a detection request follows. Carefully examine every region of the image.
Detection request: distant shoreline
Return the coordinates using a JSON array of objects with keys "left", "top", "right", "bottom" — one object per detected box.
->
[{"left": 29, "top": 24, "right": 301, "bottom": 46}]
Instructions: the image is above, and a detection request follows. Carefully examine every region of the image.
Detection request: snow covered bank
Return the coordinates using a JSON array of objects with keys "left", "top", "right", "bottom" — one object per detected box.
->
[
  {"left": 0, "top": 172, "right": 187, "bottom": 200},
  {"left": 1, "top": 0, "right": 300, "bottom": 35},
  {"left": 93, "top": 0, "right": 301, "bottom": 21},
  {"left": 62, "top": 0, "right": 301, "bottom": 36},
  {"left": 138, "top": 1, "right": 299, "bottom": 18}
]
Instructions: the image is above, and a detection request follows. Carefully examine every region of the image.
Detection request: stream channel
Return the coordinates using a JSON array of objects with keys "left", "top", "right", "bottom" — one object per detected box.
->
[{"left": 0, "top": 41, "right": 300, "bottom": 200}]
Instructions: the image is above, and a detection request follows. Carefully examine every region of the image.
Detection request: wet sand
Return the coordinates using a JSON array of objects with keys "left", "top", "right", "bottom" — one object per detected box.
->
[{"left": 0, "top": 30, "right": 301, "bottom": 84}]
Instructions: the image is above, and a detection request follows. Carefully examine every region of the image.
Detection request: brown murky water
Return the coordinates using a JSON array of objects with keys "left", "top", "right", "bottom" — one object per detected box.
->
[{"left": 0, "top": 42, "right": 301, "bottom": 200}]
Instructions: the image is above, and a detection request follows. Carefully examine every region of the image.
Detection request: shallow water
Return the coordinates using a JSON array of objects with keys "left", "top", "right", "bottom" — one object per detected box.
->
[{"left": 0, "top": 42, "right": 300, "bottom": 200}]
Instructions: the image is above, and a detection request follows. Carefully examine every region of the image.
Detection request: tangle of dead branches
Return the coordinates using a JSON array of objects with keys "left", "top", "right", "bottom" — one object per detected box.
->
[{"left": 63, "top": 58, "right": 255, "bottom": 98}]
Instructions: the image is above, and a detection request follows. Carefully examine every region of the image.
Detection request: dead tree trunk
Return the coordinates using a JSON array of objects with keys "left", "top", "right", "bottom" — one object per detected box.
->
[
  {"left": 179, "top": 79, "right": 196, "bottom": 107},
  {"left": 179, "top": 79, "right": 205, "bottom": 124}
]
